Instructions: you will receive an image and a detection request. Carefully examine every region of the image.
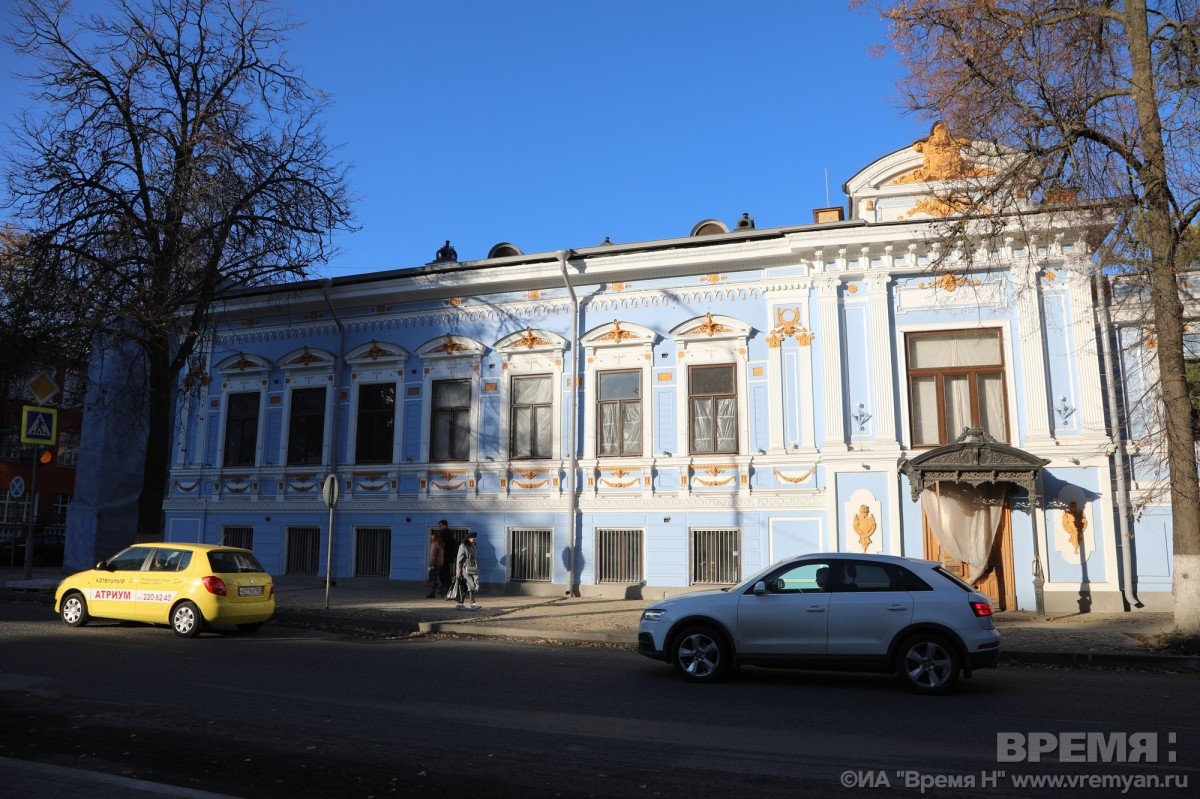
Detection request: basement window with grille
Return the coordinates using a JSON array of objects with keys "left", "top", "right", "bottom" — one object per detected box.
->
[
  {"left": 285, "top": 526, "right": 321, "bottom": 575},
  {"left": 690, "top": 527, "right": 740, "bottom": 585},
  {"left": 354, "top": 527, "right": 392, "bottom": 578},
  {"left": 596, "top": 528, "right": 644, "bottom": 583},
  {"left": 509, "top": 527, "right": 552, "bottom": 581},
  {"left": 221, "top": 526, "right": 253, "bottom": 550}
]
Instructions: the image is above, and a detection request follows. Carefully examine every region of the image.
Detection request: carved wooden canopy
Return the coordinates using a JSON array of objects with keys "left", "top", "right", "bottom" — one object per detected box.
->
[{"left": 898, "top": 427, "right": 1049, "bottom": 505}]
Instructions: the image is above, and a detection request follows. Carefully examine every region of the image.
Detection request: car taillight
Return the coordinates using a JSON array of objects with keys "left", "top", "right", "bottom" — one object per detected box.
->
[
  {"left": 971, "top": 600, "right": 993, "bottom": 617},
  {"left": 201, "top": 576, "right": 227, "bottom": 596}
]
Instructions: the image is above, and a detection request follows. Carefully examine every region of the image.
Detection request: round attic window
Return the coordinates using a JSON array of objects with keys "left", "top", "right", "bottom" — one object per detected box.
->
[{"left": 690, "top": 219, "right": 729, "bottom": 237}]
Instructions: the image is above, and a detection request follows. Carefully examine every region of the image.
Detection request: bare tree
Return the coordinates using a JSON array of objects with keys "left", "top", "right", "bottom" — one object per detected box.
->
[
  {"left": 0, "top": 226, "right": 91, "bottom": 412},
  {"left": 857, "top": 0, "right": 1200, "bottom": 630},
  {"left": 3, "top": 0, "right": 355, "bottom": 541}
]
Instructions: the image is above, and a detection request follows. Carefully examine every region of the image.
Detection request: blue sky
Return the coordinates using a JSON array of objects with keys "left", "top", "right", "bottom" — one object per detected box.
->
[{"left": 3, "top": 1, "right": 928, "bottom": 278}]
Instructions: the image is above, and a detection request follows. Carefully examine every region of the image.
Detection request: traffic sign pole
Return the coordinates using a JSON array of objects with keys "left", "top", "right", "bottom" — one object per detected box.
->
[{"left": 23, "top": 446, "right": 42, "bottom": 580}]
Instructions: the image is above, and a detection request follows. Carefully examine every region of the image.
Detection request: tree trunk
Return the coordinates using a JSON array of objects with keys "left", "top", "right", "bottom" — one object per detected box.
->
[
  {"left": 136, "top": 334, "right": 173, "bottom": 543},
  {"left": 1127, "top": 0, "right": 1200, "bottom": 632}
]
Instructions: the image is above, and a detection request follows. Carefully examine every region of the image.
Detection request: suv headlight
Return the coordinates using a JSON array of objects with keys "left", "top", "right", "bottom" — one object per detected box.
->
[{"left": 641, "top": 608, "right": 666, "bottom": 622}]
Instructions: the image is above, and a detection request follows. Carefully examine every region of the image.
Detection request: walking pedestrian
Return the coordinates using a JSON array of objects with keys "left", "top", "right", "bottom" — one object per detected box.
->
[
  {"left": 425, "top": 528, "right": 444, "bottom": 598},
  {"left": 455, "top": 530, "right": 481, "bottom": 610}
]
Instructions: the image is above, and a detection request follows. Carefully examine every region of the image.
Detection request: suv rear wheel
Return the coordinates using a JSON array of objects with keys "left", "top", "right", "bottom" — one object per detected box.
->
[{"left": 896, "top": 633, "right": 960, "bottom": 695}]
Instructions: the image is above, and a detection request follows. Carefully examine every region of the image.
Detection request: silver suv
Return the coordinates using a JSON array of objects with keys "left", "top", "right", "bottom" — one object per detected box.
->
[{"left": 637, "top": 553, "right": 1000, "bottom": 694}]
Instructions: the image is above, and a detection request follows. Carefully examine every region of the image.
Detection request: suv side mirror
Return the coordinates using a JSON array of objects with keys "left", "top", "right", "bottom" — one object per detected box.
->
[{"left": 753, "top": 580, "right": 768, "bottom": 595}]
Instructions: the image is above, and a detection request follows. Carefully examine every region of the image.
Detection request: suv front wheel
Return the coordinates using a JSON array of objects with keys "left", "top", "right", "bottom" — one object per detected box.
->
[
  {"left": 896, "top": 633, "right": 961, "bottom": 695},
  {"left": 671, "top": 625, "right": 730, "bottom": 683}
]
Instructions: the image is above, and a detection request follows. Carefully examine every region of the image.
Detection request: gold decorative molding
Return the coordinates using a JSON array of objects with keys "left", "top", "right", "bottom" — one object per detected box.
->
[
  {"left": 514, "top": 327, "right": 551, "bottom": 349},
  {"left": 291, "top": 346, "right": 323, "bottom": 366},
  {"left": 1062, "top": 501, "right": 1087, "bottom": 554},
  {"left": 692, "top": 465, "right": 737, "bottom": 487},
  {"left": 891, "top": 122, "right": 994, "bottom": 184},
  {"left": 514, "top": 479, "right": 549, "bottom": 489},
  {"left": 363, "top": 341, "right": 389, "bottom": 360},
  {"left": 436, "top": 334, "right": 467, "bottom": 355},
  {"left": 432, "top": 481, "right": 465, "bottom": 491},
  {"left": 853, "top": 505, "right": 877, "bottom": 553},
  {"left": 173, "top": 480, "right": 199, "bottom": 492},
  {"left": 773, "top": 465, "right": 817, "bottom": 484},
  {"left": 918, "top": 273, "right": 981, "bottom": 293},
  {"left": 597, "top": 320, "right": 635, "bottom": 343},
  {"left": 700, "top": 274, "right": 726, "bottom": 284},
  {"left": 688, "top": 312, "right": 730, "bottom": 337},
  {"left": 600, "top": 478, "right": 638, "bottom": 488},
  {"left": 231, "top": 353, "right": 256, "bottom": 371},
  {"left": 768, "top": 307, "right": 814, "bottom": 348},
  {"left": 1044, "top": 271, "right": 1057, "bottom": 283}
]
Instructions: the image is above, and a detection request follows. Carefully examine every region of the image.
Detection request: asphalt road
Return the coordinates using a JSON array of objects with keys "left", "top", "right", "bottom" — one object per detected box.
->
[{"left": 1, "top": 602, "right": 1197, "bottom": 798}]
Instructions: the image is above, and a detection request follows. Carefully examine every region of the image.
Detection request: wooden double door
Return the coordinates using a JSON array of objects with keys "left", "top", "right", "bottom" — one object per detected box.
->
[{"left": 923, "top": 491, "right": 1016, "bottom": 611}]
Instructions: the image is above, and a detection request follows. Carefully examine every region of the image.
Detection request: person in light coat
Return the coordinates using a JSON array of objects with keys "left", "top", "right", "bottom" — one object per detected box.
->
[{"left": 454, "top": 530, "right": 481, "bottom": 610}]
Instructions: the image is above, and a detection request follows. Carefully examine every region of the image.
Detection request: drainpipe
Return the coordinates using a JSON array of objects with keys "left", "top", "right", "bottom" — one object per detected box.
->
[
  {"left": 321, "top": 280, "right": 345, "bottom": 608},
  {"left": 557, "top": 250, "right": 580, "bottom": 597},
  {"left": 1093, "top": 267, "right": 1137, "bottom": 608}
]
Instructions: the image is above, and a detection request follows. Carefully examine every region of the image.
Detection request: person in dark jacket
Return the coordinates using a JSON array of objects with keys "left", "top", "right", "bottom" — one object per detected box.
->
[{"left": 454, "top": 530, "right": 481, "bottom": 610}]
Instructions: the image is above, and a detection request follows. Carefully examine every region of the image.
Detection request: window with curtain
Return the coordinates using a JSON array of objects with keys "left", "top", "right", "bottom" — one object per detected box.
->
[
  {"left": 510, "top": 375, "right": 553, "bottom": 459},
  {"left": 906, "top": 329, "right": 1007, "bottom": 446},
  {"left": 223, "top": 391, "right": 260, "bottom": 467},
  {"left": 431, "top": 379, "right": 471, "bottom": 461},
  {"left": 689, "top": 364, "right": 737, "bottom": 454},
  {"left": 355, "top": 383, "right": 395, "bottom": 464},
  {"left": 597, "top": 370, "right": 641, "bottom": 456},
  {"left": 287, "top": 387, "right": 327, "bottom": 466}
]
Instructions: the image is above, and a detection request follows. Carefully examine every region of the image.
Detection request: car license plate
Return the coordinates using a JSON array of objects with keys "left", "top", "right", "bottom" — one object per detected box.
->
[{"left": 238, "top": 586, "right": 264, "bottom": 596}]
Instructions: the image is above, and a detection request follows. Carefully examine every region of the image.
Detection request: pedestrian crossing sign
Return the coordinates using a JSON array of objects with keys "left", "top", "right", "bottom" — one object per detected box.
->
[{"left": 21, "top": 406, "right": 57, "bottom": 446}]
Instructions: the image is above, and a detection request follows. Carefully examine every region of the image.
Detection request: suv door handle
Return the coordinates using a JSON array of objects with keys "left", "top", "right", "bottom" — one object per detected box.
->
[
  {"left": 887, "top": 604, "right": 908, "bottom": 611},
  {"left": 806, "top": 605, "right": 826, "bottom": 612}
]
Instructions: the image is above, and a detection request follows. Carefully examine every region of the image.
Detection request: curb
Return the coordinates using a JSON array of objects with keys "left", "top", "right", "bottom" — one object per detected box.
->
[{"left": 1001, "top": 650, "right": 1200, "bottom": 672}]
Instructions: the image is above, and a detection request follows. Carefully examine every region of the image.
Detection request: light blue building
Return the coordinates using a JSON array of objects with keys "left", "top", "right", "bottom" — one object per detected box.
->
[{"left": 84, "top": 126, "right": 1179, "bottom": 612}]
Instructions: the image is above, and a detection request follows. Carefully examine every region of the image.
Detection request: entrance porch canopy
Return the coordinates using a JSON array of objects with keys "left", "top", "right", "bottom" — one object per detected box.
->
[{"left": 898, "top": 427, "right": 1050, "bottom": 505}]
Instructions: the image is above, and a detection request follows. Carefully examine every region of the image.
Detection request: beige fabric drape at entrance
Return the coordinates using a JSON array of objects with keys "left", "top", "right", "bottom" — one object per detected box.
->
[{"left": 921, "top": 482, "right": 1009, "bottom": 583}]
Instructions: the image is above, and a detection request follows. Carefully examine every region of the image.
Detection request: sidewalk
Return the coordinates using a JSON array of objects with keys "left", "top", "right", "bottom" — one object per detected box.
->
[{"left": 4, "top": 569, "right": 1197, "bottom": 668}]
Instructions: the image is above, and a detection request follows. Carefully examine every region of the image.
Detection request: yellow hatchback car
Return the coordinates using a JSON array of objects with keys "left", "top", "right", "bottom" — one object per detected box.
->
[{"left": 55, "top": 543, "right": 275, "bottom": 637}]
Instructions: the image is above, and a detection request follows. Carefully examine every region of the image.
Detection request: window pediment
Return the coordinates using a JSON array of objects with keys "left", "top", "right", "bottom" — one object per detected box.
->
[
  {"left": 581, "top": 320, "right": 656, "bottom": 349},
  {"left": 347, "top": 340, "right": 409, "bottom": 368},
  {"left": 214, "top": 352, "right": 272, "bottom": 377},
  {"left": 416, "top": 334, "right": 485, "bottom": 361},
  {"left": 495, "top": 327, "right": 567, "bottom": 354},
  {"left": 671, "top": 314, "right": 752, "bottom": 343},
  {"left": 279, "top": 346, "right": 337, "bottom": 374}
]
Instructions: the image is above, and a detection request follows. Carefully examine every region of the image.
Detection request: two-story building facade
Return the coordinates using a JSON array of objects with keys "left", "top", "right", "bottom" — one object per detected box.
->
[{"left": 89, "top": 126, "right": 1181, "bottom": 613}]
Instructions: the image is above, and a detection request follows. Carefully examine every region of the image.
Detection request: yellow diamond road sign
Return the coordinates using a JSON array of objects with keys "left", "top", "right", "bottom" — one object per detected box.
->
[
  {"left": 28, "top": 372, "right": 59, "bottom": 404},
  {"left": 21, "top": 406, "right": 57, "bottom": 446}
]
